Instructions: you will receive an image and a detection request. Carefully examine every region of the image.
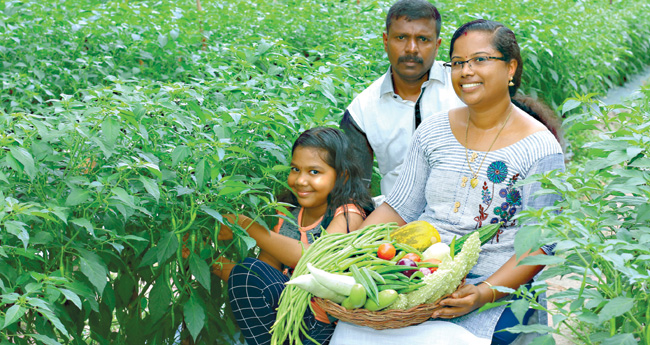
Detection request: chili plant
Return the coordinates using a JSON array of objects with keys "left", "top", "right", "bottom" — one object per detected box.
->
[{"left": 504, "top": 91, "right": 650, "bottom": 344}]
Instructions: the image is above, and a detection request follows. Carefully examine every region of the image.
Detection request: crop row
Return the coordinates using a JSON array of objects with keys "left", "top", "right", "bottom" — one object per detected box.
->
[{"left": 1, "top": 0, "right": 649, "bottom": 343}]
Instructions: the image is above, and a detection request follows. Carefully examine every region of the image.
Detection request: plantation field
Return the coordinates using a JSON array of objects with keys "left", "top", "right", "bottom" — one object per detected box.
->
[{"left": 1, "top": 0, "right": 649, "bottom": 344}]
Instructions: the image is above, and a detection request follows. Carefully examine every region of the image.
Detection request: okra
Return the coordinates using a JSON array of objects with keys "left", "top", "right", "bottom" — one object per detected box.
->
[
  {"left": 365, "top": 267, "right": 386, "bottom": 285},
  {"left": 396, "top": 282, "right": 427, "bottom": 294},
  {"left": 380, "top": 273, "right": 401, "bottom": 280},
  {"left": 350, "top": 265, "right": 379, "bottom": 305},
  {"left": 360, "top": 267, "right": 380, "bottom": 305},
  {"left": 375, "top": 265, "right": 419, "bottom": 275},
  {"left": 378, "top": 284, "right": 407, "bottom": 291}
]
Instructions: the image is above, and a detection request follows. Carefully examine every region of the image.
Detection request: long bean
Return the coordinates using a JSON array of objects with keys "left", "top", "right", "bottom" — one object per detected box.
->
[{"left": 271, "top": 223, "right": 400, "bottom": 345}]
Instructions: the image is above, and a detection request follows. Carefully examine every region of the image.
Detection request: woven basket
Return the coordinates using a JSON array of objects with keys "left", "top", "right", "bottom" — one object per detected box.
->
[{"left": 314, "top": 288, "right": 458, "bottom": 330}]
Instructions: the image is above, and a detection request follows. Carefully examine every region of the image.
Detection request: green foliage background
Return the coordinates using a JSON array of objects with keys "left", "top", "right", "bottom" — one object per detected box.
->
[{"left": 0, "top": 0, "right": 649, "bottom": 344}]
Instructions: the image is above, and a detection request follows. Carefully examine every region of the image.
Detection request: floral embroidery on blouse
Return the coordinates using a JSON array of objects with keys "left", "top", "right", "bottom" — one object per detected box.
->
[
  {"left": 487, "top": 160, "right": 508, "bottom": 183},
  {"left": 474, "top": 161, "right": 522, "bottom": 242}
]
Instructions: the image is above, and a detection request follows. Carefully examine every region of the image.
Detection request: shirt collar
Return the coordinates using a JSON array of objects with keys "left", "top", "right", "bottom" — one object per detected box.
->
[{"left": 379, "top": 61, "right": 449, "bottom": 96}]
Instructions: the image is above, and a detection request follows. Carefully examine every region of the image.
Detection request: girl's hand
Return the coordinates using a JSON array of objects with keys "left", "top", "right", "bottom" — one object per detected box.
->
[
  {"left": 217, "top": 214, "right": 252, "bottom": 241},
  {"left": 217, "top": 225, "right": 233, "bottom": 240},
  {"left": 430, "top": 284, "right": 486, "bottom": 319}
]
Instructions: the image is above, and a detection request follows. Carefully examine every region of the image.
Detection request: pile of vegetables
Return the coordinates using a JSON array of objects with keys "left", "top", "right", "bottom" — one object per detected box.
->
[{"left": 270, "top": 222, "right": 501, "bottom": 345}]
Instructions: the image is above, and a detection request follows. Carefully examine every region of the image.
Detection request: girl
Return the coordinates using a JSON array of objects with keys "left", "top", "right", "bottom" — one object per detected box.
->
[
  {"left": 331, "top": 19, "right": 564, "bottom": 345},
  {"left": 215, "top": 127, "right": 374, "bottom": 345}
]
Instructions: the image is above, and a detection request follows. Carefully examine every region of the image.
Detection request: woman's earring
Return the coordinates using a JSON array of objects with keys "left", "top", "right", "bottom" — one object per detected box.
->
[{"left": 508, "top": 77, "right": 515, "bottom": 87}]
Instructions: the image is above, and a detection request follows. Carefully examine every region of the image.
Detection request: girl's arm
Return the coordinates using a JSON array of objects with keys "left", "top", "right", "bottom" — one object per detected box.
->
[{"left": 222, "top": 213, "right": 358, "bottom": 268}]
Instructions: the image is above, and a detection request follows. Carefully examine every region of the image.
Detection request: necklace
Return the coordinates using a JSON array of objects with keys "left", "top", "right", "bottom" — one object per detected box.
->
[{"left": 464, "top": 104, "right": 514, "bottom": 188}]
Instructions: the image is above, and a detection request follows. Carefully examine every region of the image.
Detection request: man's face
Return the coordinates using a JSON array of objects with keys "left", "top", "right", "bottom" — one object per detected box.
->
[{"left": 383, "top": 17, "right": 441, "bottom": 85}]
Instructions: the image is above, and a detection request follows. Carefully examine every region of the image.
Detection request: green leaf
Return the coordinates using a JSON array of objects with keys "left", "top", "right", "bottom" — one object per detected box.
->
[
  {"left": 59, "top": 288, "right": 82, "bottom": 310},
  {"left": 528, "top": 335, "right": 556, "bottom": 345},
  {"left": 39, "top": 309, "right": 70, "bottom": 337},
  {"left": 196, "top": 158, "right": 207, "bottom": 188},
  {"left": 514, "top": 225, "right": 541, "bottom": 258},
  {"left": 189, "top": 253, "right": 210, "bottom": 291},
  {"left": 111, "top": 187, "right": 135, "bottom": 207},
  {"left": 102, "top": 117, "right": 120, "bottom": 148},
  {"left": 200, "top": 205, "right": 223, "bottom": 223},
  {"left": 65, "top": 280, "right": 98, "bottom": 312},
  {"left": 184, "top": 294, "right": 205, "bottom": 342},
  {"left": 561, "top": 99, "right": 581, "bottom": 114},
  {"left": 4, "top": 221, "right": 29, "bottom": 249},
  {"left": 9, "top": 146, "right": 36, "bottom": 180},
  {"left": 91, "top": 137, "right": 115, "bottom": 158},
  {"left": 3, "top": 304, "right": 27, "bottom": 328},
  {"left": 509, "top": 299, "right": 530, "bottom": 323},
  {"left": 139, "top": 176, "right": 160, "bottom": 201},
  {"left": 157, "top": 231, "right": 178, "bottom": 264},
  {"left": 171, "top": 146, "right": 191, "bottom": 167},
  {"left": 79, "top": 251, "right": 108, "bottom": 294},
  {"left": 502, "top": 323, "right": 555, "bottom": 334},
  {"left": 0, "top": 170, "right": 9, "bottom": 184},
  {"left": 235, "top": 235, "right": 257, "bottom": 259},
  {"left": 597, "top": 297, "right": 634, "bottom": 324},
  {"left": 188, "top": 100, "right": 207, "bottom": 122},
  {"left": 27, "top": 334, "right": 62, "bottom": 345},
  {"left": 636, "top": 204, "right": 650, "bottom": 223},
  {"left": 65, "top": 188, "right": 90, "bottom": 206},
  {"left": 48, "top": 206, "right": 69, "bottom": 224},
  {"left": 519, "top": 255, "right": 565, "bottom": 266},
  {"left": 158, "top": 33, "right": 168, "bottom": 48},
  {"left": 599, "top": 333, "right": 637, "bottom": 345},
  {"left": 149, "top": 277, "right": 172, "bottom": 321},
  {"left": 71, "top": 218, "right": 95, "bottom": 237}
]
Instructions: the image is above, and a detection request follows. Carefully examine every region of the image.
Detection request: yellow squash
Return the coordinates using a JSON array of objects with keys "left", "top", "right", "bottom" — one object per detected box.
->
[{"left": 390, "top": 220, "right": 441, "bottom": 251}]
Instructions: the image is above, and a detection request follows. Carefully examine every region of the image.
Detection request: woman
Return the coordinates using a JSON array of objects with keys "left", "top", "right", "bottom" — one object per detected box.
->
[{"left": 332, "top": 19, "right": 564, "bottom": 345}]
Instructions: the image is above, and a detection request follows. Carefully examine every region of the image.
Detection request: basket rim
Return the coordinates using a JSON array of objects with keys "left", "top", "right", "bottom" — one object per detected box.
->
[{"left": 313, "top": 280, "right": 465, "bottom": 330}]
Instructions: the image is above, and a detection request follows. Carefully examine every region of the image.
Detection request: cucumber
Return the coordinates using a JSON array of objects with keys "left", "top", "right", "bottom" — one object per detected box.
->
[{"left": 453, "top": 222, "right": 501, "bottom": 255}]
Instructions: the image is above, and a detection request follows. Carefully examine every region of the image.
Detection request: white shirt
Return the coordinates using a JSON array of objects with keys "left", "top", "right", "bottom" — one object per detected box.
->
[{"left": 346, "top": 61, "right": 464, "bottom": 195}]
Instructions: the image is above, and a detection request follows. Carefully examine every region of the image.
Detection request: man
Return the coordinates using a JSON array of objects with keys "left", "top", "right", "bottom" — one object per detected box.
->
[{"left": 340, "top": 0, "right": 463, "bottom": 196}]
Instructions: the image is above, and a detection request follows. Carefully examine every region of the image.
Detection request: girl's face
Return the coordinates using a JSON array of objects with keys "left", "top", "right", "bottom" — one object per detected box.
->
[
  {"left": 450, "top": 31, "right": 516, "bottom": 108},
  {"left": 288, "top": 146, "right": 337, "bottom": 214}
]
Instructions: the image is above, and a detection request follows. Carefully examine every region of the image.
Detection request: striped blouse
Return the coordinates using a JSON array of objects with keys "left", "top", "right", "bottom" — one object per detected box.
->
[{"left": 386, "top": 110, "right": 564, "bottom": 277}]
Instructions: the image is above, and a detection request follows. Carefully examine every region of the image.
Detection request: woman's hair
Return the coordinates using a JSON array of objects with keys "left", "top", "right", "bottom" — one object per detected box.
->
[
  {"left": 449, "top": 19, "right": 564, "bottom": 147},
  {"left": 291, "top": 127, "right": 375, "bottom": 229}
]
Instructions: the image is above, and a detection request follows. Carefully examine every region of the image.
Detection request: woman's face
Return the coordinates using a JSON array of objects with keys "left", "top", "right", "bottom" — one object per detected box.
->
[
  {"left": 450, "top": 31, "right": 516, "bottom": 108},
  {"left": 288, "top": 146, "right": 337, "bottom": 214}
]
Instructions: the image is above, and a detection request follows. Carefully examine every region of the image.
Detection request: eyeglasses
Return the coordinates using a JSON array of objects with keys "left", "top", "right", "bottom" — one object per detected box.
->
[{"left": 443, "top": 56, "right": 508, "bottom": 71}]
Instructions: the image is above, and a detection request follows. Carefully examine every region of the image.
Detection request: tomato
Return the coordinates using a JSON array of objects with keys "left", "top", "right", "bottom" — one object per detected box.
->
[
  {"left": 377, "top": 243, "right": 396, "bottom": 260},
  {"left": 403, "top": 252, "right": 421, "bottom": 262}
]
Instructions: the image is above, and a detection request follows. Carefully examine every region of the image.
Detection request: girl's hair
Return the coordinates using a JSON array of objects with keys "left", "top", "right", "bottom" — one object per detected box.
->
[
  {"left": 291, "top": 127, "right": 375, "bottom": 229},
  {"left": 449, "top": 19, "right": 564, "bottom": 148}
]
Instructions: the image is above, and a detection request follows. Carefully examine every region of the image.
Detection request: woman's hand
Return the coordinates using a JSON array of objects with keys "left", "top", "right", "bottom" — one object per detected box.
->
[{"left": 430, "top": 284, "right": 487, "bottom": 319}]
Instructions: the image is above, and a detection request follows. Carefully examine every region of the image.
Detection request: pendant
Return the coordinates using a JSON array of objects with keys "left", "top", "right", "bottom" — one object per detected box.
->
[
  {"left": 470, "top": 152, "right": 478, "bottom": 162},
  {"left": 470, "top": 177, "right": 478, "bottom": 188},
  {"left": 461, "top": 176, "right": 468, "bottom": 188}
]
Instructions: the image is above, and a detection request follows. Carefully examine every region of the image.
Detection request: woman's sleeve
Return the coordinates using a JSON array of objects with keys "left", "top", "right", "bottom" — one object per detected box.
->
[
  {"left": 385, "top": 130, "right": 430, "bottom": 223},
  {"left": 521, "top": 153, "right": 565, "bottom": 255}
]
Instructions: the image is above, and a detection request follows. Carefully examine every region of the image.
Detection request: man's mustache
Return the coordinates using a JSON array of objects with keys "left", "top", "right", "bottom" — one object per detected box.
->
[{"left": 398, "top": 55, "right": 423, "bottom": 64}]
